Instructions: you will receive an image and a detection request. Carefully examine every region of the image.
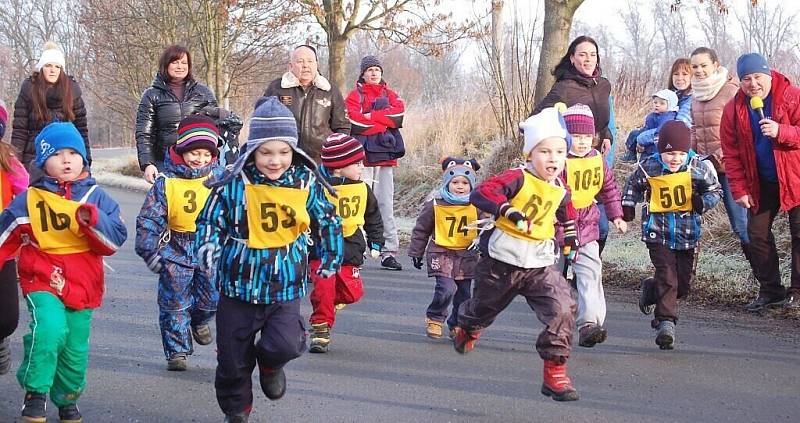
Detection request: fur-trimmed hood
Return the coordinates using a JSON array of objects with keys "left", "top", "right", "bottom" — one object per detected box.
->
[{"left": 280, "top": 71, "right": 331, "bottom": 91}]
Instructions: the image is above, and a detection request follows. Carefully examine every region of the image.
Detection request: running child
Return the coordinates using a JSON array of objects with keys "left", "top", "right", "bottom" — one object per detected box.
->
[
  {"left": 0, "top": 122, "right": 127, "bottom": 422},
  {"left": 308, "top": 133, "right": 384, "bottom": 353},
  {"left": 135, "top": 114, "right": 224, "bottom": 371},
  {"left": 409, "top": 157, "right": 481, "bottom": 340},
  {"left": 454, "top": 107, "right": 581, "bottom": 401},
  {"left": 621, "top": 120, "right": 721, "bottom": 350},
  {"left": 195, "top": 97, "right": 342, "bottom": 422}
]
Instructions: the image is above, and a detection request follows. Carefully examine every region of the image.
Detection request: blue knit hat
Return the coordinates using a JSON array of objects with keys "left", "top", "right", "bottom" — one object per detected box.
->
[
  {"left": 35, "top": 122, "right": 87, "bottom": 168},
  {"left": 736, "top": 53, "right": 770, "bottom": 79}
]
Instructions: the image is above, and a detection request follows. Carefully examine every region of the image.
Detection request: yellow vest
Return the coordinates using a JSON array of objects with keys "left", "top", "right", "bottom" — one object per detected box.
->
[
  {"left": 433, "top": 202, "right": 479, "bottom": 249},
  {"left": 165, "top": 176, "right": 211, "bottom": 233},
  {"left": 325, "top": 182, "right": 367, "bottom": 238},
  {"left": 27, "top": 187, "right": 91, "bottom": 254},
  {"left": 244, "top": 182, "right": 310, "bottom": 249},
  {"left": 647, "top": 171, "right": 693, "bottom": 213},
  {"left": 494, "top": 172, "right": 565, "bottom": 241},
  {"left": 566, "top": 154, "right": 604, "bottom": 209}
]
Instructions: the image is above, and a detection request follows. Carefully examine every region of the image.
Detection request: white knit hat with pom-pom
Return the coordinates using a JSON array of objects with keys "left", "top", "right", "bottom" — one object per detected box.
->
[{"left": 36, "top": 41, "right": 65, "bottom": 72}]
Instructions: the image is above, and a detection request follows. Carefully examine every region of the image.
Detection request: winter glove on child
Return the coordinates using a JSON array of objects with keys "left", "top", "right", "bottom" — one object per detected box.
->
[
  {"left": 562, "top": 219, "right": 579, "bottom": 261},
  {"left": 691, "top": 195, "right": 705, "bottom": 214},
  {"left": 145, "top": 254, "right": 163, "bottom": 274},
  {"left": 502, "top": 206, "right": 530, "bottom": 233},
  {"left": 412, "top": 257, "right": 424, "bottom": 270},
  {"left": 371, "top": 97, "right": 390, "bottom": 111},
  {"left": 622, "top": 206, "right": 636, "bottom": 222},
  {"left": 370, "top": 242, "right": 382, "bottom": 259},
  {"left": 197, "top": 242, "right": 221, "bottom": 271}
]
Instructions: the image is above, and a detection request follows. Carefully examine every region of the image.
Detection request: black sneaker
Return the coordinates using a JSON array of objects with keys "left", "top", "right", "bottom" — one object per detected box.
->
[
  {"left": 744, "top": 294, "right": 785, "bottom": 312},
  {"left": 381, "top": 255, "right": 403, "bottom": 271},
  {"left": 0, "top": 337, "right": 10, "bottom": 375},
  {"left": 259, "top": 367, "right": 286, "bottom": 400},
  {"left": 21, "top": 392, "right": 46, "bottom": 423},
  {"left": 783, "top": 293, "right": 800, "bottom": 310},
  {"left": 639, "top": 277, "right": 656, "bottom": 315},
  {"left": 59, "top": 404, "right": 83, "bottom": 423}
]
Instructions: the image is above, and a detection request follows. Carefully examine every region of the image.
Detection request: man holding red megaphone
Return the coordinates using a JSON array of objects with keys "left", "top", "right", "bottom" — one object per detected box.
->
[{"left": 720, "top": 52, "right": 800, "bottom": 312}]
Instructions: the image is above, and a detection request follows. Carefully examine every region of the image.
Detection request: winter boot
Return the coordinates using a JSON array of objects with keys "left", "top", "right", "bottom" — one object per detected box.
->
[
  {"left": 167, "top": 353, "right": 188, "bottom": 371},
  {"left": 20, "top": 392, "right": 47, "bottom": 423},
  {"left": 425, "top": 318, "right": 443, "bottom": 339},
  {"left": 259, "top": 366, "right": 287, "bottom": 401},
  {"left": 192, "top": 324, "right": 213, "bottom": 346},
  {"left": 309, "top": 323, "right": 331, "bottom": 353},
  {"left": 578, "top": 324, "right": 608, "bottom": 348},
  {"left": 0, "top": 337, "right": 10, "bottom": 375},
  {"left": 639, "top": 277, "right": 656, "bottom": 315},
  {"left": 224, "top": 412, "right": 250, "bottom": 423},
  {"left": 541, "top": 360, "right": 580, "bottom": 401},
  {"left": 452, "top": 327, "right": 480, "bottom": 354},
  {"left": 59, "top": 404, "right": 83, "bottom": 423},
  {"left": 655, "top": 320, "right": 676, "bottom": 350}
]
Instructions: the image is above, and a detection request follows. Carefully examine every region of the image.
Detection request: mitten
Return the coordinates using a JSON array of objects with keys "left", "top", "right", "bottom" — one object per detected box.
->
[
  {"left": 370, "top": 242, "right": 382, "bottom": 259},
  {"left": 372, "top": 97, "right": 390, "bottom": 111},
  {"left": 622, "top": 206, "right": 636, "bottom": 222},
  {"left": 691, "top": 195, "right": 704, "bottom": 214},
  {"left": 412, "top": 257, "right": 424, "bottom": 269},
  {"left": 562, "top": 219, "right": 579, "bottom": 260},
  {"left": 145, "top": 254, "right": 163, "bottom": 274},
  {"left": 502, "top": 206, "right": 529, "bottom": 233}
]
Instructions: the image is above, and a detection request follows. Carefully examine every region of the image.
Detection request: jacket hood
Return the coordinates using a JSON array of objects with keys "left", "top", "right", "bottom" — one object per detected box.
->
[{"left": 280, "top": 71, "right": 331, "bottom": 91}]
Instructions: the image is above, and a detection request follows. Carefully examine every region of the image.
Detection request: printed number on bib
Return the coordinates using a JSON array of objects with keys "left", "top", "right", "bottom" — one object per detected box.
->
[
  {"left": 183, "top": 190, "right": 198, "bottom": 213},
  {"left": 520, "top": 193, "right": 554, "bottom": 226},
  {"left": 566, "top": 155, "right": 604, "bottom": 209},
  {"left": 647, "top": 171, "right": 693, "bottom": 213},
  {"left": 259, "top": 202, "right": 297, "bottom": 232},
  {"left": 34, "top": 200, "right": 71, "bottom": 231},
  {"left": 657, "top": 185, "right": 687, "bottom": 209},
  {"left": 337, "top": 196, "right": 362, "bottom": 218}
]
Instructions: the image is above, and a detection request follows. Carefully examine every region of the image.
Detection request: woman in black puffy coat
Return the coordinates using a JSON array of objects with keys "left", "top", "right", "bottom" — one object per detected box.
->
[
  {"left": 135, "top": 45, "right": 217, "bottom": 182},
  {"left": 11, "top": 42, "right": 90, "bottom": 170}
]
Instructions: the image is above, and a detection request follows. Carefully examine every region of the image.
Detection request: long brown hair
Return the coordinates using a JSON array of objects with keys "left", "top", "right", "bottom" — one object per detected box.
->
[
  {"left": 0, "top": 142, "right": 18, "bottom": 173},
  {"left": 30, "top": 70, "right": 75, "bottom": 125}
]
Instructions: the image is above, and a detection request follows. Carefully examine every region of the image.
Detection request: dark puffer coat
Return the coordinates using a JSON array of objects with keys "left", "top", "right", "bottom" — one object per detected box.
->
[
  {"left": 135, "top": 73, "right": 217, "bottom": 170},
  {"left": 11, "top": 76, "right": 90, "bottom": 168}
]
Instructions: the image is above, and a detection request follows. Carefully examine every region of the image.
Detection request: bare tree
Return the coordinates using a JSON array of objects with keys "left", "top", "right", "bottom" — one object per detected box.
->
[
  {"left": 735, "top": 1, "right": 797, "bottom": 62},
  {"left": 532, "top": 0, "right": 585, "bottom": 105}
]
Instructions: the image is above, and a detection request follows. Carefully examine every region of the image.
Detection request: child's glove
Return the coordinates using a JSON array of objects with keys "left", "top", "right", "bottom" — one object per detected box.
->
[
  {"left": 562, "top": 220, "right": 579, "bottom": 261},
  {"left": 316, "top": 268, "right": 336, "bottom": 278},
  {"left": 369, "top": 242, "right": 382, "bottom": 259},
  {"left": 145, "top": 254, "right": 163, "bottom": 274},
  {"left": 412, "top": 257, "right": 424, "bottom": 269},
  {"left": 622, "top": 206, "right": 636, "bottom": 222},
  {"left": 691, "top": 195, "right": 704, "bottom": 214},
  {"left": 197, "top": 242, "right": 220, "bottom": 271},
  {"left": 503, "top": 206, "right": 530, "bottom": 233}
]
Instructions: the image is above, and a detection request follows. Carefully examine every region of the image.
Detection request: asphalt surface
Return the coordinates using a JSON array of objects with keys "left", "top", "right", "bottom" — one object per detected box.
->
[{"left": 1, "top": 186, "right": 798, "bottom": 422}]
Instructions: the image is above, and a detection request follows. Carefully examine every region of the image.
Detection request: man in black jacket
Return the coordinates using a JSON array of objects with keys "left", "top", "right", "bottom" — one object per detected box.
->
[{"left": 264, "top": 45, "right": 350, "bottom": 163}]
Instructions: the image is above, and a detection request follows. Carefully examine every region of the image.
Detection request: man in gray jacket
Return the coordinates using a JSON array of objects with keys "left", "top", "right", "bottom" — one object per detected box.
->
[{"left": 264, "top": 45, "right": 350, "bottom": 162}]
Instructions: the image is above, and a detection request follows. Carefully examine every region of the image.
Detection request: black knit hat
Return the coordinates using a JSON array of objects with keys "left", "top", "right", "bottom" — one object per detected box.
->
[
  {"left": 360, "top": 55, "right": 382, "bottom": 76},
  {"left": 657, "top": 121, "right": 691, "bottom": 153}
]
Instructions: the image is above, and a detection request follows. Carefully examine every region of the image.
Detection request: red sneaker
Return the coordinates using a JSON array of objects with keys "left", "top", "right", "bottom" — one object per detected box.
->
[
  {"left": 452, "top": 327, "right": 480, "bottom": 354},
  {"left": 541, "top": 360, "right": 580, "bottom": 401}
]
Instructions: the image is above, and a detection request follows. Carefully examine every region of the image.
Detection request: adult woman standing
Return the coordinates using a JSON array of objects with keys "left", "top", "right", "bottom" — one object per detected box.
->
[
  {"left": 534, "top": 35, "right": 616, "bottom": 251},
  {"left": 11, "top": 42, "right": 90, "bottom": 170},
  {"left": 689, "top": 47, "right": 750, "bottom": 253},
  {"left": 136, "top": 45, "right": 217, "bottom": 183}
]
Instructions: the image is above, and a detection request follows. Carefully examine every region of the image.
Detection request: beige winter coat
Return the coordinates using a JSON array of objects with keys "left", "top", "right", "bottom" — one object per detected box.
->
[{"left": 691, "top": 75, "right": 739, "bottom": 172}]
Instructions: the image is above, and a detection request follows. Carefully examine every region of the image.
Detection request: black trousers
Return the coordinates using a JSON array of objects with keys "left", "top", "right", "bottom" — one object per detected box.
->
[
  {"left": 747, "top": 181, "right": 800, "bottom": 298},
  {"left": 215, "top": 296, "right": 306, "bottom": 415},
  {"left": 647, "top": 243, "right": 695, "bottom": 324},
  {"left": 0, "top": 261, "right": 19, "bottom": 339}
]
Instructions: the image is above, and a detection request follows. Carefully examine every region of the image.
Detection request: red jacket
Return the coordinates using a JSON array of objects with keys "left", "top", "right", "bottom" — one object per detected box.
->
[
  {"left": 345, "top": 81, "right": 405, "bottom": 166},
  {"left": 720, "top": 70, "right": 800, "bottom": 212}
]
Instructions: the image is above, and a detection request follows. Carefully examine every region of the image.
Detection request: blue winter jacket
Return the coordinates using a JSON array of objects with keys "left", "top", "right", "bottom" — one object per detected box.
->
[
  {"left": 636, "top": 91, "right": 693, "bottom": 148},
  {"left": 621, "top": 152, "right": 722, "bottom": 250},
  {"left": 194, "top": 163, "right": 343, "bottom": 304}
]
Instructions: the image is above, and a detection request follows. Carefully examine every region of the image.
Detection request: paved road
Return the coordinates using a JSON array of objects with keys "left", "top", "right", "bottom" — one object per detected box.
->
[{"left": 1, "top": 187, "right": 798, "bottom": 422}]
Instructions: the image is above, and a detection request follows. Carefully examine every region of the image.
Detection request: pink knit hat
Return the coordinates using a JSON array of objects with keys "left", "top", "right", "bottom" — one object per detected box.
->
[{"left": 562, "top": 104, "right": 595, "bottom": 135}]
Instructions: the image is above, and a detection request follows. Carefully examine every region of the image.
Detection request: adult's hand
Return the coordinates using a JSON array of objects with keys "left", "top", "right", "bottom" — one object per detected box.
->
[
  {"left": 144, "top": 164, "right": 158, "bottom": 183},
  {"left": 735, "top": 195, "right": 753, "bottom": 209},
  {"left": 601, "top": 138, "right": 612, "bottom": 156},
  {"left": 759, "top": 118, "right": 780, "bottom": 138}
]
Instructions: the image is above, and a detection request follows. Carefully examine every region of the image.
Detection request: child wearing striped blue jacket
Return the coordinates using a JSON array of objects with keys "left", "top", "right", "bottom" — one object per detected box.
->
[{"left": 195, "top": 97, "right": 343, "bottom": 422}]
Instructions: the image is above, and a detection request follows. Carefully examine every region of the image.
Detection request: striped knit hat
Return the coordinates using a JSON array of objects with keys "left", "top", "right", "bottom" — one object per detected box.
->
[
  {"left": 175, "top": 114, "right": 219, "bottom": 156},
  {"left": 321, "top": 133, "right": 364, "bottom": 169},
  {"left": 562, "top": 103, "right": 595, "bottom": 135}
]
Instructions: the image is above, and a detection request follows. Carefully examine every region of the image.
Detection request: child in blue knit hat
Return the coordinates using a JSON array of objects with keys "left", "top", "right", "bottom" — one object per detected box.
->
[
  {"left": 409, "top": 157, "right": 482, "bottom": 340},
  {"left": 0, "top": 121, "right": 127, "bottom": 422},
  {"left": 195, "top": 96, "right": 343, "bottom": 422}
]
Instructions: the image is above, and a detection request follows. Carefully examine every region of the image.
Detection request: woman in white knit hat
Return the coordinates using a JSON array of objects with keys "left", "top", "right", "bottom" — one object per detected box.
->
[{"left": 10, "top": 41, "right": 90, "bottom": 170}]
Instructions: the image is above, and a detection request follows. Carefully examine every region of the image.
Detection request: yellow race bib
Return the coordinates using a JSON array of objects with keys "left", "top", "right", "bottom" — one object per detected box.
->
[
  {"left": 244, "top": 183, "right": 310, "bottom": 249},
  {"left": 325, "top": 182, "right": 367, "bottom": 238},
  {"left": 433, "top": 202, "right": 478, "bottom": 249},
  {"left": 495, "top": 172, "right": 565, "bottom": 241},
  {"left": 647, "top": 171, "right": 693, "bottom": 213},
  {"left": 165, "top": 177, "right": 212, "bottom": 233},
  {"left": 566, "top": 154, "right": 604, "bottom": 209},
  {"left": 27, "top": 187, "right": 90, "bottom": 254}
]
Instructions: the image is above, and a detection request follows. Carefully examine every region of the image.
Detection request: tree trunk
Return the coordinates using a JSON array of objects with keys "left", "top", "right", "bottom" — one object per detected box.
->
[
  {"left": 533, "top": 0, "right": 584, "bottom": 106},
  {"left": 328, "top": 36, "right": 348, "bottom": 92},
  {"left": 491, "top": 0, "right": 504, "bottom": 83}
]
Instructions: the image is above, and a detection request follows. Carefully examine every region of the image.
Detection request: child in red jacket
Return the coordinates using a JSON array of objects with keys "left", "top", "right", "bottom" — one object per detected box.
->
[
  {"left": 345, "top": 55, "right": 406, "bottom": 271},
  {"left": 0, "top": 122, "right": 127, "bottom": 422}
]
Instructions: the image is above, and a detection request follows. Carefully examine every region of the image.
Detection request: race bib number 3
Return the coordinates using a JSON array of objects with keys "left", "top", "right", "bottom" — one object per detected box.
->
[{"left": 165, "top": 177, "right": 211, "bottom": 232}]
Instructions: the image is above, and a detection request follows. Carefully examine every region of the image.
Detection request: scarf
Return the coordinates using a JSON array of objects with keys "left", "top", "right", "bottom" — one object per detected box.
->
[
  {"left": 691, "top": 66, "right": 729, "bottom": 102},
  {"left": 439, "top": 185, "right": 470, "bottom": 205}
]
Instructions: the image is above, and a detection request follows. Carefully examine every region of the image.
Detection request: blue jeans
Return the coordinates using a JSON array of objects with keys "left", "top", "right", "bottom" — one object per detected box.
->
[
  {"left": 426, "top": 276, "right": 472, "bottom": 329},
  {"left": 718, "top": 173, "right": 750, "bottom": 244}
]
